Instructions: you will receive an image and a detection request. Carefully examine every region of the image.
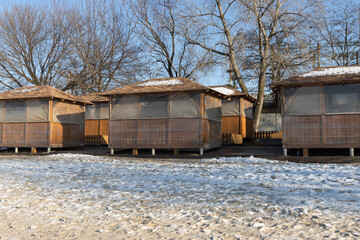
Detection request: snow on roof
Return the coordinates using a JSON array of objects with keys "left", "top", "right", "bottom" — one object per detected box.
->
[
  {"left": 12, "top": 87, "right": 39, "bottom": 94},
  {"left": 138, "top": 79, "right": 183, "bottom": 87},
  {"left": 211, "top": 86, "right": 236, "bottom": 96},
  {"left": 300, "top": 66, "right": 360, "bottom": 77}
]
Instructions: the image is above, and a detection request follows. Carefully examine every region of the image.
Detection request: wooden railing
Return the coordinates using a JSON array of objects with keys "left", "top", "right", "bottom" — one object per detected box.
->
[
  {"left": 252, "top": 131, "right": 282, "bottom": 139},
  {"left": 85, "top": 135, "right": 109, "bottom": 145}
]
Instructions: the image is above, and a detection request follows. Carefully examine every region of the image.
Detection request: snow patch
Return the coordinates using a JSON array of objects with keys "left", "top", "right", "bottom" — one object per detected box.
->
[
  {"left": 300, "top": 66, "right": 360, "bottom": 77},
  {"left": 138, "top": 79, "right": 183, "bottom": 87},
  {"left": 211, "top": 87, "right": 236, "bottom": 96},
  {"left": 12, "top": 87, "right": 39, "bottom": 93}
]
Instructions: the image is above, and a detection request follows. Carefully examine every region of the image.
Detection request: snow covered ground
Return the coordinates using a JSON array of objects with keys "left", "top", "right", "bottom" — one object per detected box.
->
[{"left": 0, "top": 154, "right": 359, "bottom": 239}]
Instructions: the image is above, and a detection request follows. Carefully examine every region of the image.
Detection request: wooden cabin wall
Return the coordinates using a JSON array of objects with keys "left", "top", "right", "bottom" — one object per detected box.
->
[
  {"left": 85, "top": 119, "right": 109, "bottom": 135},
  {"left": 221, "top": 97, "right": 254, "bottom": 139},
  {"left": 282, "top": 84, "right": 360, "bottom": 148},
  {"left": 109, "top": 92, "right": 222, "bottom": 150},
  {"left": 0, "top": 123, "right": 49, "bottom": 147},
  {"left": 221, "top": 116, "right": 240, "bottom": 135},
  {"left": 109, "top": 118, "right": 203, "bottom": 149},
  {"left": 50, "top": 123, "right": 84, "bottom": 148}
]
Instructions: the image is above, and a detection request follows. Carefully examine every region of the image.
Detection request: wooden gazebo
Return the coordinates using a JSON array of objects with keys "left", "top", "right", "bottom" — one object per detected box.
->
[
  {"left": 0, "top": 85, "right": 90, "bottom": 153},
  {"left": 83, "top": 93, "right": 109, "bottom": 145},
  {"left": 102, "top": 77, "right": 226, "bottom": 155},
  {"left": 272, "top": 65, "right": 360, "bottom": 157},
  {"left": 210, "top": 85, "right": 257, "bottom": 144}
]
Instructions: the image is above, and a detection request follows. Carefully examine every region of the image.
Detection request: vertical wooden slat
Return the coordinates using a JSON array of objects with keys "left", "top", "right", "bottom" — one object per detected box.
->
[
  {"left": 109, "top": 96, "right": 113, "bottom": 147},
  {"left": 168, "top": 93, "right": 171, "bottom": 146},
  {"left": 200, "top": 93, "right": 204, "bottom": 145},
  {"left": 320, "top": 85, "right": 326, "bottom": 144},
  {"left": 48, "top": 99, "right": 53, "bottom": 146}
]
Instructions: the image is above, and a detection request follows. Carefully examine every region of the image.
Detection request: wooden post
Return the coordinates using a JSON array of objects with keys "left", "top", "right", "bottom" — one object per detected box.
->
[
  {"left": 320, "top": 86, "right": 326, "bottom": 144},
  {"left": 303, "top": 148, "right": 309, "bottom": 157},
  {"left": 283, "top": 148, "right": 287, "bottom": 156},
  {"left": 109, "top": 97, "right": 112, "bottom": 147},
  {"left": 350, "top": 148, "right": 354, "bottom": 157},
  {"left": 173, "top": 149, "right": 179, "bottom": 155},
  {"left": 151, "top": 148, "right": 155, "bottom": 156},
  {"left": 48, "top": 99, "right": 53, "bottom": 147},
  {"left": 132, "top": 149, "right": 138, "bottom": 155},
  {"left": 31, "top": 147, "right": 37, "bottom": 154},
  {"left": 240, "top": 98, "right": 246, "bottom": 138}
]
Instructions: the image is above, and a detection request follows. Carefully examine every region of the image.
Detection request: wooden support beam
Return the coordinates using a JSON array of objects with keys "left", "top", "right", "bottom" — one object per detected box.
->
[
  {"left": 31, "top": 147, "right": 37, "bottom": 154},
  {"left": 132, "top": 149, "right": 138, "bottom": 155},
  {"left": 303, "top": 148, "right": 309, "bottom": 157},
  {"left": 350, "top": 148, "right": 354, "bottom": 157},
  {"left": 283, "top": 148, "right": 287, "bottom": 156},
  {"left": 173, "top": 149, "right": 179, "bottom": 155}
]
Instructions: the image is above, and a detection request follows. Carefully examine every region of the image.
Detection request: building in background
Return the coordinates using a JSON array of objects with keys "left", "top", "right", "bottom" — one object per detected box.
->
[
  {"left": 210, "top": 85, "right": 257, "bottom": 144},
  {"left": 83, "top": 93, "right": 109, "bottom": 145}
]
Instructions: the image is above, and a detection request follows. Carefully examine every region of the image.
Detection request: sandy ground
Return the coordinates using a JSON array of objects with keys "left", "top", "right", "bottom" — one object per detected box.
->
[{"left": 0, "top": 154, "right": 359, "bottom": 239}]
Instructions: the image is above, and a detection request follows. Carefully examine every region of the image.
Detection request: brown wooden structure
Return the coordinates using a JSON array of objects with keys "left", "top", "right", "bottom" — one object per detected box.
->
[
  {"left": 210, "top": 85, "right": 257, "bottom": 140},
  {"left": 83, "top": 93, "right": 109, "bottom": 145},
  {"left": 272, "top": 65, "right": 360, "bottom": 156},
  {"left": 102, "top": 77, "right": 226, "bottom": 155},
  {"left": 0, "top": 86, "right": 89, "bottom": 152}
]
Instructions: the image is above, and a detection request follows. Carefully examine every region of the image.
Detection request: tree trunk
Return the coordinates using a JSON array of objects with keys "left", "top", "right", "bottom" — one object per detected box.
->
[
  {"left": 253, "top": 62, "right": 266, "bottom": 132},
  {"left": 215, "top": 0, "right": 248, "bottom": 94}
]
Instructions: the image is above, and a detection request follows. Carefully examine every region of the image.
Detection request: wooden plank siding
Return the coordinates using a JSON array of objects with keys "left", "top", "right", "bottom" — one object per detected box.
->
[
  {"left": 85, "top": 119, "right": 109, "bottom": 136},
  {"left": 109, "top": 118, "right": 220, "bottom": 150},
  {"left": 283, "top": 114, "right": 360, "bottom": 148}
]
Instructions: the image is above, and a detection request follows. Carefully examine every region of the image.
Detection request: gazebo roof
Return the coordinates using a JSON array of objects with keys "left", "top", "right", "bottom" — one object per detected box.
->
[
  {"left": 102, "top": 77, "right": 227, "bottom": 98},
  {"left": 0, "top": 85, "right": 91, "bottom": 104},
  {"left": 209, "top": 85, "right": 258, "bottom": 103},
  {"left": 82, "top": 92, "right": 109, "bottom": 103},
  {"left": 271, "top": 65, "right": 360, "bottom": 89}
]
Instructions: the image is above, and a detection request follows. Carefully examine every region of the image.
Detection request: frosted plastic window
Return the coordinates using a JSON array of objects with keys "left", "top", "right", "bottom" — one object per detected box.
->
[
  {"left": 243, "top": 100, "right": 254, "bottom": 119},
  {"left": 284, "top": 86, "right": 321, "bottom": 115},
  {"left": 111, "top": 95, "right": 139, "bottom": 120},
  {"left": 205, "top": 95, "right": 222, "bottom": 121},
  {"left": 27, "top": 99, "right": 49, "bottom": 122},
  {"left": 139, "top": 94, "right": 168, "bottom": 119},
  {"left": 5, "top": 100, "right": 26, "bottom": 122},
  {"left": 86, "top": 103, "right": 109, "bottom": 120},
  {"left": 0, "top": 102, "right": 4, "bottom": 122},
  {"left": 99, "top": 103, "right": 109, "bottom": 119},
  {"left": 221, "top": 98, "right": 240, "bottom": 116},
  {"left": 53, "top": 101, "right": 84, "bottom": 124},
  {"left": 324, "top": 84, "right": 360, "bottom": 113},
  {"left": 170, "top": 92, "right": 200, "bottom": 118},
  {"left": 85, "top": 105, "right": 100, "bottom": 120}
]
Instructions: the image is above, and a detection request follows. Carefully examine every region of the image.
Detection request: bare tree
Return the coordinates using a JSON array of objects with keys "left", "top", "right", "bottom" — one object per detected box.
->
[
  {"left": 183, "top": 0, "right": 249, "bottom": 93},
  {"left": 129, "top": 0, "right": 216, "bottom": 80},
  {"left": 0, "top": 3, "right": 71, "bottom": 90},
  {"left": 65, "top": 0, "right": 142, "bottom": 94},
  {"left": 317, "top": 0, "right": 360, "bottom": 66}
]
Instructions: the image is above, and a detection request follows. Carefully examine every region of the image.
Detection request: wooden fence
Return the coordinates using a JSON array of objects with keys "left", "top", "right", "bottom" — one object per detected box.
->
[{"left": 252, "top": 131, "right": 282, "bottom": 139}]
